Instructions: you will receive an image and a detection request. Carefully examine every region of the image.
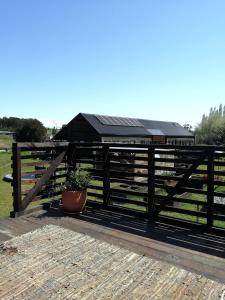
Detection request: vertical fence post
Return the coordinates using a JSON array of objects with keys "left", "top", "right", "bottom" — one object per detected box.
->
[
  {"left": 207, "top": 148, "right": 214, "bottom": 228},
  {"left": 67, "top": 143, "right": 76, "bottom": 171},
  {"left": 103, "top": 145, "right": 110, "bottom": 207},
  {"left": 147, "top": 146, "right": 155, "bottom": 220},
  {"left": 11, "top": 143, "right": 22, "bottom": 216}
]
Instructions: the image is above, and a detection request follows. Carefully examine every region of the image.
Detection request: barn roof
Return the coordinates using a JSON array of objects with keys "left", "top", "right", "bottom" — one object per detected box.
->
[
  {"left": 53, "top": 113, "right": 194, "bottom": 140},
  {"left": 81, "top": 113, "right": 193, "bottom": 137}
]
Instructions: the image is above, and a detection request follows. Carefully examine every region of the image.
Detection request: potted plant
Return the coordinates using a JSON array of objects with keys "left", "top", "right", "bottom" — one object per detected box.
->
[{"left": 62, "top": 169, "right": 91, "bottom": 214}]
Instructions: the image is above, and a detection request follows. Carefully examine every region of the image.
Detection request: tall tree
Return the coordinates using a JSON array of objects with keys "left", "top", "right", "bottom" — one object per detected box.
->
[
  {"left": 15, "top": 119, "right": 47, "bottom": 142},
  {"left": 195, "top": 104, "right": 225, "bottom": 145}
]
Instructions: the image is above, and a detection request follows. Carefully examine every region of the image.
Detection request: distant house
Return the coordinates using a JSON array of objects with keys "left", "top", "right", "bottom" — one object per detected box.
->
[{"left": 53, "top": 113, "right": 194, "bottom": 145}]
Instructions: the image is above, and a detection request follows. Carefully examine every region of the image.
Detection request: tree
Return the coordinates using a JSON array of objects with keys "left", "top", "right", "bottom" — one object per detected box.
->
[
  {"left": 195, "top": 104, "right": 225, "bottom": 145},
  {"left": 183, "top": 124, "right": 192, "bottom": 132},
  {"left": 52, "top": 127, "right": 57, "bottom": 135},
  {"left": 15, "top": 119, "right": 47, "bottom": 142}
]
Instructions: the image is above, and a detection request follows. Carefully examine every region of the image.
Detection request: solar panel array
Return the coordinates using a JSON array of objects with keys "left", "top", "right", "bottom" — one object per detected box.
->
[
  {"left": 95, "top": 115, "right": 144, "bottom": 127},
  {"left": 147, "top": 129, "right": 164, "bottom": 135}
]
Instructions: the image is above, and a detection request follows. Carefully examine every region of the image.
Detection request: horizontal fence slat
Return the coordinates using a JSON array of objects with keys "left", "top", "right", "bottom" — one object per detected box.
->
[
  {"left": 178, "top": 187, "right": 208, "bottom": 195},
  {"left": 76, "top": 154, "right": 103, "bottom": 159},
  {"left": 18, "top": 142, "right": 69, "bottom": 149},
  {"left": 76, "top": 159, "right": 103, "bottom": 165},
  {"left": 214, "top": 171, "right": 225, "bottom": 176},
  {"left": 159, "top": 205, "right": 207, "bottom": 218},
  {"left": 154, "top": 175, "right": 182, "bottom": 181},
  {"left": 154, "top": 150, "right": 204, "bottom": 156},
  {"left": 213, "top": 214, "right": 225, "bottom": 222},
  {"left": 110, "top": 149, "right": 148, "bottom": 154},
  {"left": 109, "top": 155, "right": 148, "bottom": 161},
  {"left": 110, "top": 187, "right": 147, "bottom": 197},
  {"left": 155, "top": 157, "right": 202, "bottom": 164},
  {"left": 21, "top": 167, "right": 67, "bottom": 177},
  {"left": 88, "top": 185, "right": 103, "bottom": 191},
  {"left": 214, "top": 180, "right": 225, "bottom": 186},
  {"left": 110, "top": 170, "right": 148, "bottom": 178},
  {"left": 110, "top": 195, "right": 147, "bottom": 207},
  {"left": 21, "top": 153, "right": 65, "bottom": 160},
  {"left": 21, "top": 161, "right": 51, "bottom": 167},
  {"left": 110, "top": 162, "right": 148, "bottom": 169},
  {"left": 214, "top": 192, "right": 225, "bottom": 198},
  {"left": 68, "top": 142, "right": 225, "bottom": 150},
  {"left": 110, "top": 178, "right": 147, "bottom": 187},
  {"left": 154, "top": 194, "right": 205, "bottom": 206},
  {"left": 87, "top": 191, "right": 104, "bottom": 199}
]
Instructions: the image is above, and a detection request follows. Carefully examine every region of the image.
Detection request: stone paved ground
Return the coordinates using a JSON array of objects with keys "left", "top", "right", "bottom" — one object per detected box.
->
[{"left": 0, "top": 225, "right": 225, "bottom": 300}]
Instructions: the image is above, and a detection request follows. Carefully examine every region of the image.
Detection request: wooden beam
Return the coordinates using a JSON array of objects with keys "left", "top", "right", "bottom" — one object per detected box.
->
[
  {"left": 207, "top": 149, "right": 214, "bottom": 228},
  {"left": 18, "top": 141, "right": 68, "bottom": 149},
  {"left": 12, "top": 143, "right": 22, "bottom": 213},
  {"left": 103, "top": 145, "right": 110, "bottom": 206},
  {"left": 147, "top": 147, "right": 155, "bottom": 219},
  {"left": 67, "top": 143, "right": 77, "bottom": 170}
]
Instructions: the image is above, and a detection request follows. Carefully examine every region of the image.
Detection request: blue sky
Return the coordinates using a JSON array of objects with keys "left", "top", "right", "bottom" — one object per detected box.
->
[{"left": 1, "top": 0, "right": 225, "bottom": 128}]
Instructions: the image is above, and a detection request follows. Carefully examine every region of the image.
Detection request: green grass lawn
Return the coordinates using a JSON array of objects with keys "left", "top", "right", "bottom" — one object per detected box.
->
[
  {"left": 0, "top": 135, "right": 14, "bottom": 218},
  {"left": 0, "top": 151, "right": 13, "bottom": 219},
  {"left": 0, "top": 134, "right": 13, "bottom": 147}
]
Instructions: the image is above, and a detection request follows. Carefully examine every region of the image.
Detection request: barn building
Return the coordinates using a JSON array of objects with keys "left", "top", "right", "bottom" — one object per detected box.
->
[{"left": 54, "top": 113, "right": 194, "bottom": 145}]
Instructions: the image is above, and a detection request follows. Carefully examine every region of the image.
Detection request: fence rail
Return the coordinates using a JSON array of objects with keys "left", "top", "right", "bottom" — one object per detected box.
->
[{"left": 11, "top": 142, "right": 225, "bottom": 231}]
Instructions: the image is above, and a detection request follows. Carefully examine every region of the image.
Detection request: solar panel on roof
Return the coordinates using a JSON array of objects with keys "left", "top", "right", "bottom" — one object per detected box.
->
[
  {"left": 147, "top": 129, "right": 164, "bottom": 135},
  {"left": 95, "top": 115, "right": 144, "bottom": 127}
]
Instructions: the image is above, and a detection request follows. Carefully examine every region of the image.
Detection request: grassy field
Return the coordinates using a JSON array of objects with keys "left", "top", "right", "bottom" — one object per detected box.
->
[
  {"left": 0, "top": 135, "right": 14, "bottom": 219},
  {"left": 0, "top": 134, "right": 13, "bottom": 148},
  {"left": 0, "top": 152, "right": 13, "bottom": 218}
]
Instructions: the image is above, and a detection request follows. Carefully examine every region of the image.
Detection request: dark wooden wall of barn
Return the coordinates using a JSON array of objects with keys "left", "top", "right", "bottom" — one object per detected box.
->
[{"left": 54, "top": 114, "right": 100, "bottom": 142}]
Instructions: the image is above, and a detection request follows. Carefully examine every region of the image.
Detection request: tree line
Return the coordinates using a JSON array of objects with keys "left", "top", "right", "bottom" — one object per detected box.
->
[
  {"left": 0, "top": 117, "right": 47, "bottom": 142},
  {"left": 195, "top": 104, "right": 225, "bottom": 145},
  {"left": 2, "top": 106, "right": 225, "bottom": 144}
]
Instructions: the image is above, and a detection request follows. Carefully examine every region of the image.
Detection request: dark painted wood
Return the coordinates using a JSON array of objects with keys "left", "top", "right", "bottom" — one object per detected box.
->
[
  {"left": 110, "top": 162, "right": 148, "bottom": 169},
  {"left": 110, "top": 195, "right": 147, "bottom": 207},
  {"left": 18, "top": 141, "right": 68, "bottom": 149},
  {"left": 103, "top": 145, "right": 110, "bottom": 206},
  {"left": 207, "top": 149, "right": 214, "bottom": 228},
  {"left": 110, "top": 178, "right": 147, "bottom": 187},
  {"left": 109, "top": 154, "right": 149, "bottom": 161},
  {"left": 147, "top": 147, "right": 155, "bottom": 219},
  {"left": 110, "top": 187, "right": 147, "bottom": 197},
  {"left": 110, "top": 170, "right": 148, "bottom": 178},
  {"left": 12, "top": 143, "right": 22, "bottom": 213},
  {"left": 154, "top": 194, "right": 204, "bottom": 206},
  {"left": 11, "top": 142, "right": 225, "bottom": 232}
]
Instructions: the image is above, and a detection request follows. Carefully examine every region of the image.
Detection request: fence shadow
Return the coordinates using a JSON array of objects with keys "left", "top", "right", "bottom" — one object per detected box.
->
[{"left": 34, "top": 204, "right": 225, "bottom": 259}]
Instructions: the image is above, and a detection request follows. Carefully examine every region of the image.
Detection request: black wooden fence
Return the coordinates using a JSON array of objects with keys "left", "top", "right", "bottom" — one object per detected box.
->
[{"left": 11, "top": 142, "right": 225, "bottom": 231}]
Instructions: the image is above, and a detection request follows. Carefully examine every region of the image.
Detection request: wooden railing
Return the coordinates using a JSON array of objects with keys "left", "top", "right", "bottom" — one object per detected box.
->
[{"left": 11, "top": 142, "right": 225, "bottom": 231}]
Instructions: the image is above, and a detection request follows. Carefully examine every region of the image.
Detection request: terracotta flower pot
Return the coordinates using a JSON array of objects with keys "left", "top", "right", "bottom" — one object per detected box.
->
[{"left": 62, "top": 190, "right": 87, "bottom": 214}]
